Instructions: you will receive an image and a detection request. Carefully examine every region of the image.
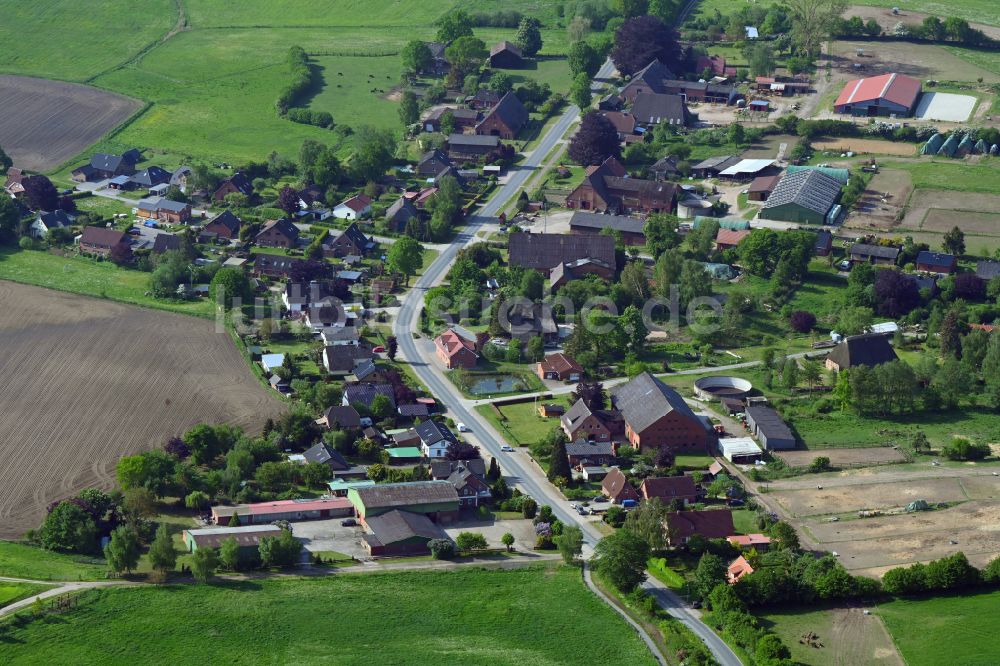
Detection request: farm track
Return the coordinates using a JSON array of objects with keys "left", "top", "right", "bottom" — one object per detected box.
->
[{"left": 0, "top": 282, "right": 285, "bottom": 538}]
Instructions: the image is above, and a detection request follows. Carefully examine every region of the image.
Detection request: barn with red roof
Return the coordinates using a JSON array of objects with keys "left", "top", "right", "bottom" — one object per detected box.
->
[{"left": 834, "top": 73, "right": 921, "bottom": 117}]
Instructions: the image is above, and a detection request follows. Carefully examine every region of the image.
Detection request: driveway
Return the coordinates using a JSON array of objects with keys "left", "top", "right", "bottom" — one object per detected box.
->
[
  {"left": 292, "top": 519, "right": 370, "bottom": 560},
  {"left": 442, "top": 515, "right": 538, "bottom": 552}
]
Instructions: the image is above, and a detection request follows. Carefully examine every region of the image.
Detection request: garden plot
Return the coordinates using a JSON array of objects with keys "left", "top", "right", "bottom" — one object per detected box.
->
[
  {"left": 901, "top": 189, "right": 1000, "bottom": 232},
  {"left": 914, "top": 92, "right": 978, "bottom": 122}
]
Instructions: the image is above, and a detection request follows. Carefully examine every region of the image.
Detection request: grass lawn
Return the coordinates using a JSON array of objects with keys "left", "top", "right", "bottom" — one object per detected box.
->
[
  {"left": 0, "top": 583, "right": 51, "bottom": 609},
  {"left": 730, "top": 508, "right": 758, "bottom": 535},
  {"left": 0, "top": 566, "right": 659, "bottom": 665},
  {"left": 889, "top": 159, "right": 1000, "bottom": 195},
  {"left": 787, "top": 405, "right": 1000, "bottom": 450},
  {"left": 755, "top": 605, "right": 844, "bottom": 666},
  {"left": 0, "top": 0, "right": 176, "bottom": 81},
  {"left": 0, "top": 541, "right": 107, "bottom": 582},
  {"left": 647, "top": 557, "right": 686, "bottom": 591},
  {"left": 493, "top": 57, "right": 571, "bottom": 94},
  {"left": 73, "top": 195, "right": 136, "bottom": 219},
  {"left": 476, "top": 394, "right": 572, "bottom": 446},
  {"left": 0, "top": 248, "right": 215, "bottom": 318},
  {"left": 878, "top": 590, "right": 1000, "bottom": 666},
  {"left": 674, "top": 453, "right": 716, "bottom": 470}
]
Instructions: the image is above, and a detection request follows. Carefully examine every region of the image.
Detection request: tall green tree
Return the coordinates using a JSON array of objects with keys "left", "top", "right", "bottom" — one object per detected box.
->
[
  {"left": 0, "top": 193, "right": 20, "bottom": 243},
  {"left": 558, "top": 526, "right": 584, "bottom": 564},
  {"left": 514, "top": 17, "right": 543, "bottom": 57},
  {"left": 40, "top": 501, "right": 98, "bottom": 553},
  {"left": 694, "top": 552, "right": 727, "bottom": 599},
  {"left": 570, "top": 72, "right": 593, "bottom": 109},
  {"left": 399, "top": 91, "right": 419, "bottom": 126},
  {"left": 943, "top": 225, "right": 966, "bottom": 255},
  {"left": 219, "top": 536, "right": 241, "bottom": 571},
  {"left": 148, "top": 523, "right": 177, "bottom": 574},
  {"left": 435, "top": 10, "right": 474, "bottom": 43},
  {"left": 210, "top": 267, "right": 252, "bottom": 310},
  {"left": 104, "top": 527, "right": 141, "bottom": 574},
  {"left": 191, "top": 547, "right": 219, "bottom": 583},
  {"left": 401, "top": 40, "right": 433, "bottom": 74},
  {"left": 0, "top": 143, "right": 11, "bottom": 171},
  {"left": 350, "top": 126, "right": 396, "bottom": 182},
  {"left": 618, "top": 305, "right": 648, "bottom": 354},
  {"left": 623, "top": 498, "right": 670, "bottom": 551},
  {"left": 386, "top": 235, "right": 423, "bottom": 284},
  {"left": 787, "top": 0, "right": 849, "bottom": 55},
  {"left": 547, "top": 437, "right": 572, "bottom": 482},
  {"left": 594, "top": 530, "right": 650, "bottom": 592},
  {"left": 568, "top": 41, "right": 601, "bottom": 78}
]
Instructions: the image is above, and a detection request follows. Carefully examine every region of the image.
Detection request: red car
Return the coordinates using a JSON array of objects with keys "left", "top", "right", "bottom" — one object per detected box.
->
[{"left": 373, "top": 345, "right": 385, "bottom": 353}]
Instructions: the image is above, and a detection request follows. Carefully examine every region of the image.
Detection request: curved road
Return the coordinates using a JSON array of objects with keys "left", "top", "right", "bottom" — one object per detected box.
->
[{"left": 392, "top": 62, "right": 743, "bottom": 666}]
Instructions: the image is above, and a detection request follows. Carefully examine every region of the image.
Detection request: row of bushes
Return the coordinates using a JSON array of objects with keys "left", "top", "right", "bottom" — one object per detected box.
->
[
  {"left": 276, "top": 46, "right": 315, "bottom": 115},
  {"left": 882, "top": 552, "right": 1000, "bottom": 595},
  {"left": 287, "top": 107, "right": 334, "bottom": 128},
  {"left": 708, "top": 585, "right": 794, "bottom": 666}
]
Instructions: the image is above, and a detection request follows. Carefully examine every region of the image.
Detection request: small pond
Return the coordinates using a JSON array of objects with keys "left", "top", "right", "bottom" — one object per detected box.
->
[{"left": 467, "top": 374, "right": 527, "bottom": 396}]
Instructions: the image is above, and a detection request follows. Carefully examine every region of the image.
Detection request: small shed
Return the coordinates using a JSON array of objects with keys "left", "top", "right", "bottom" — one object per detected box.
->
[{"left": 718, "top": 437, "right": 763, "bottom": 463}]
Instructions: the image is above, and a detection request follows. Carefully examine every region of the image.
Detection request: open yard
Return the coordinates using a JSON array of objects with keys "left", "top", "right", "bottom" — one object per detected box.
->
[
  {"left": 0, "top": 76, "right": 141, "bottom": 171},
  {"left": 775, "top": 446, "right": 908, "bottom": 469},
  {"left": 830, "top": 40, "right": 1000, "bottom": 84},
  {"left": 0, "top": 566, "right": 659, "bottom": 665},
  {"left": 878, "top": 590, "right": 1000, "bottom": 666},
  {"left": 811, "top": 138, "right": 916, "bottom": 157},
  {"left": 757, "top": 605, "right": 903, "bottom": 666},
  {"left": 476, "top": 395, "right": 572, "bottom": 447},
  {"left": 0, "top": 281, "right": 284, "bottom": 538},
  {"left": 769, "top": 477, "right": 971, "bottom": 518}
]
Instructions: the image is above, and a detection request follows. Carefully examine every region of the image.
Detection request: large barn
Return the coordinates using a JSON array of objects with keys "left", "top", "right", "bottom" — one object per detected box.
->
[{"left": 834, "top": 73, "right": 921, "bottom": 117}]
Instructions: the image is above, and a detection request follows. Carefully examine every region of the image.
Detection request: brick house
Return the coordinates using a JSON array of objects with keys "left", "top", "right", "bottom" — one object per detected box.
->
[
  {"left": 565, "top": 156, "right": 678, "bottom": 215},
  {"left": 569, "top": 211, "right": 646, "bottom": 246},
  {"left": 202, "top": 210, "right": 241, "bottom": 240},
  {"left": 417, "top": 149, "right": 454, "bottom": 177},
  {"left": 611, "top": 372, "right": 711, "bottom": 454},
  {"left": 640, "top": 476, "right": 697, "bottom": 505},
  {"left": 447, "top": 134, "right": 500, "bottom": 161},
  {"left": 475, "top": 92, "right": 528, "bottom": 140},
  {"left": 79, "top": 226, "right": 128, "bottom": 257},
  {"left": 601, "top": 467, "right": 640, "bottom": 504},
  {"left": 434, "top": 327, "right": 480, "bottom": 369},
  {"left": 324, "top": 222, "right": 374, "bottom": 258},
  {"left": 560, "top": 399, "right": 623, "bottom": 442},
  {"left": 619, "top": 59, "right": 677, "bottom": 103},
  {"left": 136, "top": 197, "right": 192, "bottom": 224},
  {"left": 565, "top": 440, "right": 615, "bottom": 467},
  {"left": 213, "top": 171, "right": 254, "bottom": 201},
  {"left": 255, "top": 218, "right": 299, "bottom": 248},
  {"left": 536, "top": 352, "right": 583, "bottom": 382},
  {"left": 666, "top": 509, "right": 735, "bottom": 545}
]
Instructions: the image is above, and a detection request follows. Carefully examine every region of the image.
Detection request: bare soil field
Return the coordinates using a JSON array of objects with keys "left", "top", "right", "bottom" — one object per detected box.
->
[
  {"left": 0, "top": 281, "right": 285, "bottom": 538},
  {"left": 740, "top": 133, "right": 800, "bottom": 160},
  {"left": 830, "top": 40, "right": 1000, "bottom": 84},
  {"left": 0, "top": 75, "right": 141, "bottom": 171},
  {"left": 803, "top": 500, "right": 1000, "bottom": 573},
  {"left": 900, "top": 189, "right": 1000, "bottom": 231},
  {"left": 769, "top": 477, "right": 968, "bottom": 517},
  {"left": 846, "top": 168, "right": 912, "bottom": 230},
  {"left": 812, "top": 138, "right": 916, "bottom": 156},
  {"left": 775, "top": 447, "right": 908, "bottom": 468}
]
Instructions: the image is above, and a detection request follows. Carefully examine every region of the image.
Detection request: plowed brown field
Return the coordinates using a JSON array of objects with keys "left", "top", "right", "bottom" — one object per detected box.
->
[
  {"left": 0, "top": 75, "right": 141, "bottom": 171},
  {"left": 0, "top": 281, "right": 285, "bottom": 538}
]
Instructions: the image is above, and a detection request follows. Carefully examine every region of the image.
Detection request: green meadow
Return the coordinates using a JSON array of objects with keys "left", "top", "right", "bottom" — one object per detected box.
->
[{"left": 0, "top": 566, "right": 659, "bottom": 666}]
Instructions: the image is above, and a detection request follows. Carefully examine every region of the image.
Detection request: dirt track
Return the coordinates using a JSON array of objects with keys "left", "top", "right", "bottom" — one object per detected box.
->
[
  {"left": 0, "top": 75, "right": 141, "bottom": 172},
  {"left": 0, "top": 281, "right": 285, "bottom": 538}
]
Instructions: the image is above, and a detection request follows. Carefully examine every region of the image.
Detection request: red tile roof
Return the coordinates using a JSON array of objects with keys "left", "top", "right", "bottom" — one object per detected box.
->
[
  {"left": 640, "top": 475, "right": 697, "bottom": 501},
  {"left": 727, "top": 555, "right": 754, "bottom": 583},
  {"left": 727, "top": 533, "right": 771, "bottom": 548},
  {"left": 539, "top": 352, "right": 583, "bottom": 376},
  {"left": 435, "top": 328, "right": 477, "bottom": 359},
  {"left": 667, "top": 509, "right": 734, "bottom": 541},
  {"left": 602, "top": 467, "right": 640, "bottom": 503},
  {"left": 834, "top": 73, "right": 920, "bottom": 109},
  {"left": 716, "top": 228, "right": 750, "bottom": 246}
]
